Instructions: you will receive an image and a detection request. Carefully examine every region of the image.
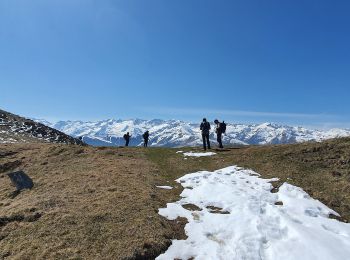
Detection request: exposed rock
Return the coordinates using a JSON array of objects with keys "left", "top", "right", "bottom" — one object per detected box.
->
[
  {"left": 332, "top": 171, "right": 342, "bottom": 177},
  {"left": 0, "top": 109, "right": 84, "bottom": 145},
  {"left": 7, "top": 171, "right": 34, "bottom": 191}
]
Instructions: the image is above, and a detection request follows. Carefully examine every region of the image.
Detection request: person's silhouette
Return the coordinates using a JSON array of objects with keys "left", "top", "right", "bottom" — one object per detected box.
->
[
  {"left": 200, "top": 118, "right": 211, "bottom": 150},
  {"left": 214, "top": 119, "right": 224, "bottom": 148},
  {"left": 143, "top": 131, "right": 149, "bottom": 147},
  {"left": 123, "top": 132, "right": 131, "bottom": 147}
]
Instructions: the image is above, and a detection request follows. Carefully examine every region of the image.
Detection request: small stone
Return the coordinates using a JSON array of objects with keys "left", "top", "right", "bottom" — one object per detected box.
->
[{"left": 332, "top": 171, "right": 342, "bottom": 177}]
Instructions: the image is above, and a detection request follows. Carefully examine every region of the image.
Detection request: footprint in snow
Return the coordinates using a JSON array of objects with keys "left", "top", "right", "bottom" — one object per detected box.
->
[
  {"left": 322, "top": 224, "right": 340, "bottom": 235},
  {"left": 304, "top": 208, "right": 322, "bottom": 218},
  {"left": 192, "top": 212, "right": 202, "bottom": 222},
  {"left": 206, "top": 233, "right": 225, "bottom": 245}
]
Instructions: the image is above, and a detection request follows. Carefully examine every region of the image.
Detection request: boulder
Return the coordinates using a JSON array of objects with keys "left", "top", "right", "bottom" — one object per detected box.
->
[{"left": 7, "top": 171, "right": 33, "bottom": 191}]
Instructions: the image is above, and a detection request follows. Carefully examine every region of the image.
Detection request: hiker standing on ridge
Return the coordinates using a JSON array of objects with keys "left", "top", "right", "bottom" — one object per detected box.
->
[
  {"left": 123, "top": 132, "right": 131, "bottom": 147},
  {"left": 214, "top": 119, "right": 226, "bottom": 149},
  {"left": 200, "top": 118, "right": 211, "bottom": 150},
  {"left": 143, "top": 131, "right": 150, "bottom": 147}
]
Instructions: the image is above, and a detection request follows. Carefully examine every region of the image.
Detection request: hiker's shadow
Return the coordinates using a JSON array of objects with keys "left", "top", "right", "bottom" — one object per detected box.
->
[{"left": 214, "top": 149, "right": 231, "bottom": 152}]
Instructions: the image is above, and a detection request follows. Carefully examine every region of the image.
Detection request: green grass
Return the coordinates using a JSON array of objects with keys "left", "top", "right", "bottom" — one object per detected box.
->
[
  {"left": 146, "top": 147, "right": 223, "bottom": 180},
  {"left": 146, "top": 139, "right": 350, "bottom": 222},
  {"left": 1, "top": 138, "right": 349, "bottom": 259}
]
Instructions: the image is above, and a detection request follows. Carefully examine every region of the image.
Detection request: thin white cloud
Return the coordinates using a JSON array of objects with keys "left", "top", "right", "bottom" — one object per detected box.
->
[
  {"left": 142, "top": 106, "right": 336, "bottom": 119},
  {"left": 139, "top": 106, "right": 350, "bottom": 130}
]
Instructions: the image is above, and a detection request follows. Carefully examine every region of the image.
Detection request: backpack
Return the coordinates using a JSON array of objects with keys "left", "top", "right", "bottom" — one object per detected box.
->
[
  {"left": 220, "top": 121, "right": 227, "bottom": 134},
  {"left": 123, "top": 134, "right": 127, "bottom": 140}
]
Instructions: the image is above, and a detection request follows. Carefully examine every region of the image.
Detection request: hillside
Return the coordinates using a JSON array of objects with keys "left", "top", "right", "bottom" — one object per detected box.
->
[
  {"left": 36, "top": 118, "right": 350, "bottom": 147},
  {"left": 1, "top": 137, "right": 349, "bottom": 259},
  {"left": 0, "top": 110, "right": 83, "bottom": 145}
]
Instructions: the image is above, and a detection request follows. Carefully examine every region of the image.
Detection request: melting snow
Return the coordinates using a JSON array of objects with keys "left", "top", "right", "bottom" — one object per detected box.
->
[
  {"left": 183, "top": 152, "right": 216, "bottom": 157},
  {"left": 157, "top": 166, "right": 350, "bottom": 260},
  {"left": 156, "top": 186, "right": 173, "bottom": 190}
]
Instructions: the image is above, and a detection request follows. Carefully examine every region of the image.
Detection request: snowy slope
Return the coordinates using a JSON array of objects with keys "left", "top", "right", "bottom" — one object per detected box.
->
[
  {"left": 35, "top": 119, "right": 350, "bottom": 147},
  {"left": 157, "top": 166, "right": 350, "bottom": 260}
]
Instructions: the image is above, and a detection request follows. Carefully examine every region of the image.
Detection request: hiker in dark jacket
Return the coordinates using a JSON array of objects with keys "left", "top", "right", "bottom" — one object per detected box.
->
[
  {"left": 143, "top": 131, "right": 149, "bottom": 147},
  {"left": 200, "top": 118, "right": 211, "bottom": 150},
  {"left": 123, "top": 132, "right": 131, "bottom": 147},
  {"left": 214, "top": 119, "right": 225, "bottom": 148}
]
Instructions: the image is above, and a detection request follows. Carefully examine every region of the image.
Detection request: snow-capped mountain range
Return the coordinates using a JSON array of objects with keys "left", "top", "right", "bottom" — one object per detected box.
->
[{"left": 35, "top": 119, "right": 350, "bottom": 147}]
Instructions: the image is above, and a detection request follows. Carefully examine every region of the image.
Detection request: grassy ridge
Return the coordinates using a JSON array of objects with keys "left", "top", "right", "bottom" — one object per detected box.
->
[
  {"left": 0, "top": 137, "right": 349, "bottom": 259},
  {"left": 0, "top": 145, "right": 180, "bottom": 259},
  {"left": 146, "top": 138, "right": 350, "bottom": 222}
]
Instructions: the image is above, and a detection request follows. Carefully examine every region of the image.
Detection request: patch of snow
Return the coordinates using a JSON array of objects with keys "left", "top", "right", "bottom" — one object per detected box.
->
[
  {"left": 157, "top": 166, "right": 350, "bottom": 260},
  {"left": 176, "top": 151, "right": 184, "bottom": 153},
  {"left": 183, "top": 152, "right": 216, "bottom": 157},
  {"left": 156, "top": 186, "right": 173, "bottom": 190}
]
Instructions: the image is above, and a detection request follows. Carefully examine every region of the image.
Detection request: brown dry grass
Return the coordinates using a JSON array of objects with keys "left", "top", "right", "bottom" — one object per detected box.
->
[
  {"left": 0, "top": 144, "right": 184, "bottom": 260},
  {"left": 1, "top": 137, "right": 349, "bottom": 259}
]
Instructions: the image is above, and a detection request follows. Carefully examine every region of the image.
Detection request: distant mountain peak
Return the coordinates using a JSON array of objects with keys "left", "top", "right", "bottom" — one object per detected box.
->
[{"left": 33, "top": 118, "right": 350, "bottom": 147}]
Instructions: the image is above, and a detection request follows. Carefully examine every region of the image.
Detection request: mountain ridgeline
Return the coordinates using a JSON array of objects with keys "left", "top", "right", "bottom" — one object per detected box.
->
[
  {"left": 0, "top": 109, "right": 84, "bottom": 145},
  {"left": 36, "top": 118, "right": 350, "bottom": 147}
]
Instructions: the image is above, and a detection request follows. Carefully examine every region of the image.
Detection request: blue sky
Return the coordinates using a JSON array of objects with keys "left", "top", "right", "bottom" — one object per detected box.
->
[{"left": 0, "top": 0, "right": 349, "bottom": 129}]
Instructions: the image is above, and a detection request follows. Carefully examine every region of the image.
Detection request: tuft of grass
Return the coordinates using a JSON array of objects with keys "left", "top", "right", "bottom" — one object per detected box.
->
[
  {"left": 1, "top": 137, "right": 349, "bottom": 259},
  {"left": 0, "top": 144, "right": 184, "bottom": 259},
  {"left": 147, "top": 138, "right": 350, "bottom": 222}
]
